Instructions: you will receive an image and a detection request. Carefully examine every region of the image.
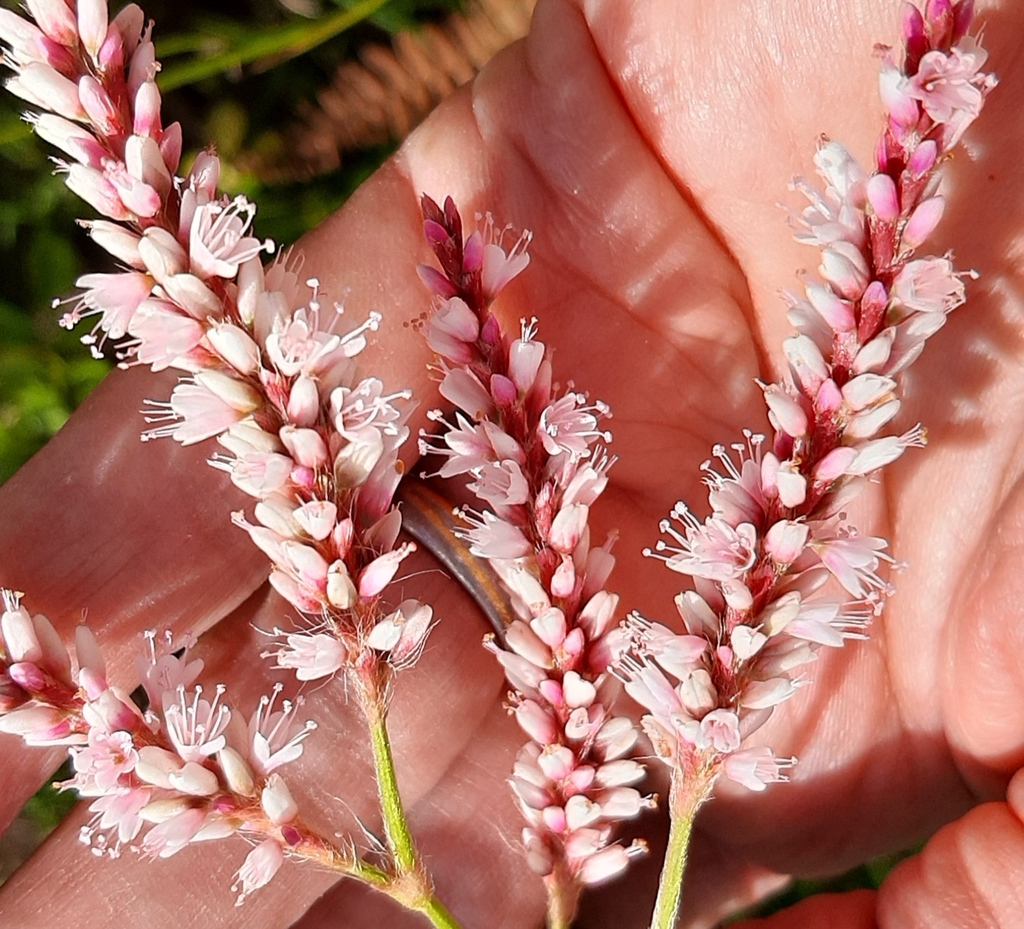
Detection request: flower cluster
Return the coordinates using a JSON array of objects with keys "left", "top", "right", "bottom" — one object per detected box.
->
[
  {"left": 1, "top": 0, "right": 432, "bottom": 688},
  {"left": 620, "top": 0, "right": 993, "bottom": 789},
  {"left": 0, "top": 591, "right": 317, "bottom": 904},
  {"left": 417, "top": 197, "right": 647, "bottom": 903}
]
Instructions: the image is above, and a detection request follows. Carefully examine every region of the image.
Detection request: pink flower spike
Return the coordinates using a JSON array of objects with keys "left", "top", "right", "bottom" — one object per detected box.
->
[{"left": 233, "top": 838, "right": 285, "bottom": 906}]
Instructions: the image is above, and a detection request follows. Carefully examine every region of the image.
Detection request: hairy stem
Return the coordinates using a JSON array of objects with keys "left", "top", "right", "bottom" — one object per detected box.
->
[
  {"left": 649, "top": 764, "right": 716, "bottom": 929},
  {"left": 359, "top": 673, "right": 462, "bottom": 929},
  {"left": 544, "top": 865, "right": 582, "bottom": 929},
  {"left": 365, "top": 693, "right": 418, "bottom": 873}
]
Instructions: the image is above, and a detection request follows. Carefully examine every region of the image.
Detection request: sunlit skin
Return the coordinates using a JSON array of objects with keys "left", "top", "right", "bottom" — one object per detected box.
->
[{"left": 2, "top": 0, "right": 1024, "bottom": 926}]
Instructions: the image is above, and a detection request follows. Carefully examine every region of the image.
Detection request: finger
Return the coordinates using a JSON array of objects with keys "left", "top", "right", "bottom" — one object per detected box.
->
[
  {"left": 876, "top": 798, "right": 1024, "bottom": 927},
  {"left": 731, "top": 889, "right": 877, "bottom": 929}
]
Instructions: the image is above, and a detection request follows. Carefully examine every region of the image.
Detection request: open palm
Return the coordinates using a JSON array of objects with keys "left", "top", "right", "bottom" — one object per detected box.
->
[{"left": 2, "top": 1, "right": 1023, "bottom": 926}]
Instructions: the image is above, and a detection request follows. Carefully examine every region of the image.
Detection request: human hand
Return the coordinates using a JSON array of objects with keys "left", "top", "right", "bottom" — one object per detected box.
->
[{"left": 2, "top": 1, "right": 1024, "bottom": 927}]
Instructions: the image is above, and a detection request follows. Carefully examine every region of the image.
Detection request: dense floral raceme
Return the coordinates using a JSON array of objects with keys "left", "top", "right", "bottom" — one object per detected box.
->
[
  {"left": 0, "top": 590, "right": 323, "bottom": 905},
  {"left": 619, "top": 0, "right": 995, "bottom": 795},
  {"left": 1, "top": 0, "right": 436, "bottom": 689},
  {"left": 0, "top": 0, "right": 448, "bottom": 907},
  {"left": 416, "top": 196, "right": 648, "bottom": 904}
]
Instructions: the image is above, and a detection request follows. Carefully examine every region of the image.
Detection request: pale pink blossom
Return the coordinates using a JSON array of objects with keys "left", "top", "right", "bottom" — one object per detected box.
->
[
  {"left": 271, "top": 633, "right": 346, "bottom": 681},
  {"left": 190, "top": 196, "right": 272, "bottom": 279},
  {"left": 233, "top": 838, "right": 285, "bottom": 906}
]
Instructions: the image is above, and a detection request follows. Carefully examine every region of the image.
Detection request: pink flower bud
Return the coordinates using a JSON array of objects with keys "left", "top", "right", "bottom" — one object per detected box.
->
[
  {"left": 280, "top": 426, "right": 329, "bottom": 470},
  {"left": 776, "top": 460, "right": 807, "bottom": 508},
  {"left": 578, "top": 590, "right": 619, "bottom": 640},
  {"left": 783, "top": 335, "right": 829, "bottom": 393},
  {"left": 139, "top": 796, "right": 192, "bottom": 824},
  {"left": 730, "top": 624, "right": 768, "bottom": 661},
  {"left": 550, "top": 556, "right": 576, "bottom": 598},
  {"left": 867, "top": 172, "right": 900, "bottom": 222},
  {"left": 357, "top": 542, "right": 415, "bottom": 599},
  {"left": 7, "top": 661, "right": 46, "bottom": 692},
  {"left": 77, "top": 0, "right": 108, "bottom": 56},
  {"left": 564, "top": 794, "right": 601, "bottom": 830},
  {"left": 820, "top": 241, "right": 869, "bottom": 300},
  {"left": 287, "top": 375, "right": 320, "bottom": 427},
  {"left": 160, "top": 121, "right": 183, "bottom": 174},
  {"left": 516, "top": 699, "right": 558, "bottom": 745},
  {"left": 134, "top": 80, "right": 162, "bottom": 137},
  {"left": 135, "top": 746, "right": 185, "bottom": 789},
  {"left": 8, "top": 62, "right": 86, "bottom": 120},
  {"left": 548, "top": 502, "right": 589, "bottom": 554},
  {"left": 765, "top": 520, "right": 809, "bottom": 565},
  {"left": 105, "top": 160, "right": 160, "bottom": 218},
  {"left": 562, "top": 671, "right": 596, "bottom": 709},
  {"left": 65, "top": 163, "right": 130, "bottom": 220},
  {"left": 168, "top": 760, "right": 220, "bottom": 797},
  {"left": 847, "top": 399, "right": 900, "bottom": 439},
  {"left": 85, "top": 220, "right": 142, "bottom": 267},
  {"left": 538, "top": 745, "right": 575, "bottom": 781},
  {"left": 529, "top": 607, "right": 567, "bottom": 649},
  {"left": 852, "top": 328, "right": 895, "bottom": 374},
  {"left": 26, "top": 0, "right": 77, "bottom": 46},
  {"left": 842, "top": 373, "right": 897, "bottom": 412},
  {"left": 812, "top": 446, "right": 858, "bottom": 483},
  {"left": 125, "top": 134, "right": 172, "bottom": 197},
  {"left": 902, "top": 196, "right": 945, "bottom": 249},
  {"left": 218, "top": 746, "right": 256, "bottom": 797},
  {"left": 138, "top": 227, "right": 188, "bottom": 282},
  {"left": 78, "top": 74, "right": 121, "bottom": 136},
  {"left": 908, "top": 139, "right": 938, "bottom": 178},
  {"left": 29, "top": 113, "right": 104, "bottom": 166},
  {"left": 509, "top": 338, "right": 544, "bottom": 393},
  {"left": 741, "top": 677, "right": 798, "bottom": 710},
  {"left": 763, "top": 385, "right": 808, "bottom": 439},
  {"left": 0, "top": 9, "right": 45, "bottom": 59},
  {"left": 815, "top": 378, "right": 843, "bottom": 415},
  {"left": 261, "top": 774, "right": 298, "bottom": 824},
  {"left": 806, "top": 283, "right": 856, "bottom": 333}
]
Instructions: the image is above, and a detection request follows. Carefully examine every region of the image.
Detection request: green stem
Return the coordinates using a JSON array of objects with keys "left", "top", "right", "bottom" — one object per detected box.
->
[
  {"left": 361, "top": 681, "right": 463, "bottom": 929},
  {"left": 415, "top": 893, "right": 462, "bottom": 929},
  {"left": 649, "top": 765, "right": 715, "bottom": 929},
  {"left": 157, "top": 0, "right": 392, "bottom": 91},
  {"left": 366, "top": 700, "right": 418, "bottom": 873}
]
